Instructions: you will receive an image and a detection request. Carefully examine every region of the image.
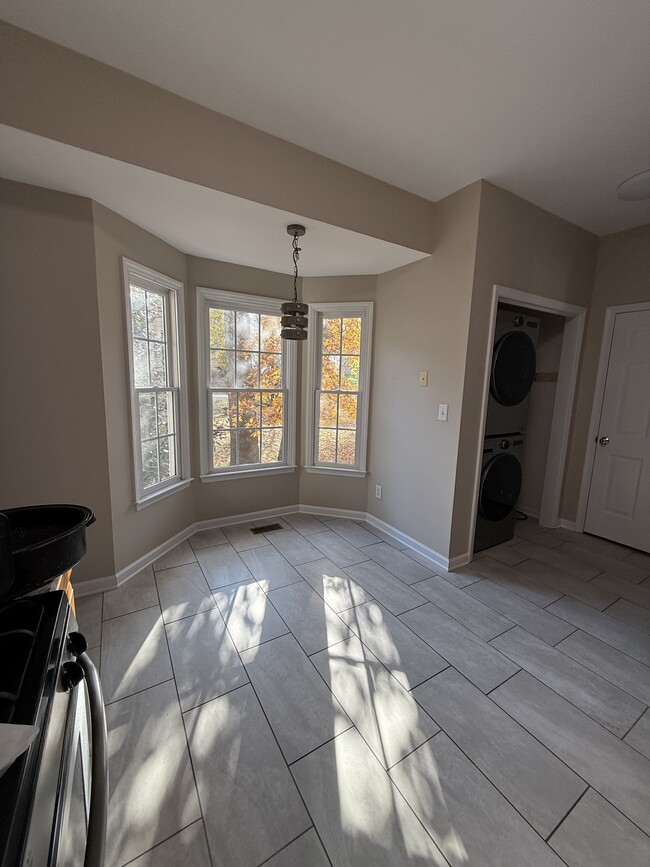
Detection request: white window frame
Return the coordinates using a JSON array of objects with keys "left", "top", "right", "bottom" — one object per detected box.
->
[
  {"left": 305, "top": 301, "right": 373, "bottom": 478},
  {"left": 123, "top": 258, "right": 192, "bottom": 508},
  {"left": 197, "top": 287, "right": 298, "bottom": 482}
]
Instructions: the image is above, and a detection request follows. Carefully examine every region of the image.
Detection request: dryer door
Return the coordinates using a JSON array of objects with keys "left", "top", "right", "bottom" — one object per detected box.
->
[
  {"left": 490, "top": 330, "right": 536, "bottom": 406},
  {"left": 479, "top": 453, "right": 523, "bottom": 521}
]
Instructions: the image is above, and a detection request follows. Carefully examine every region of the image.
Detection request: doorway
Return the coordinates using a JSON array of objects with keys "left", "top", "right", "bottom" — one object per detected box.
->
[
  {"left": 468, "top": 285, "right": 586, "bottom": 558},
  {"left": 578, "top": 301, "right": 650, "bottom": 553}
]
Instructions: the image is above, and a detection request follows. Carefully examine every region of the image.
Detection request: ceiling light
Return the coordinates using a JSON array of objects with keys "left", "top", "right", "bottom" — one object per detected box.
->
[
  {"left": 617, "top": 169, "right": 650, "bottom": 201},
  {"left": 281, "top": 224, "right": 308, "bottom": 340}
]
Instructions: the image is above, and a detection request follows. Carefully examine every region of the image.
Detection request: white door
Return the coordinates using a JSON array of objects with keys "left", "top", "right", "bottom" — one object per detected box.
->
[{"left": 585, "top": 309, "right": 650, "bottom": 552}]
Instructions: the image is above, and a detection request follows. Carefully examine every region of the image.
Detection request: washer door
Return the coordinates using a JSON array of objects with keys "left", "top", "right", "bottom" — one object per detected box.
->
[
  {"left": 490, "top": 331, "right": 536, "bottom": 406},
  {"left": 478, "top": 453, "right": 522, "bottom": 521}
]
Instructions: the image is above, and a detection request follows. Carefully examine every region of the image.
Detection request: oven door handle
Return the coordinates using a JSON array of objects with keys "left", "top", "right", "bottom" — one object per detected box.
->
[{"left": 77, "top": 652, "right": 108, "bottom": 867}]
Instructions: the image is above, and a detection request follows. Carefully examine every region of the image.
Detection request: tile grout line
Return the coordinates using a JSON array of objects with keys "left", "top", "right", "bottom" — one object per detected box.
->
[{"left": 117, "top": 819, "right": 208, "bottom": 867}]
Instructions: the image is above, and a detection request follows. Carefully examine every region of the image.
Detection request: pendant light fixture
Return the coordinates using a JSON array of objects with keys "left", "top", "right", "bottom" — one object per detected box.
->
[{"left": 281, "top": 224, "right": 308, "bottom": 340}]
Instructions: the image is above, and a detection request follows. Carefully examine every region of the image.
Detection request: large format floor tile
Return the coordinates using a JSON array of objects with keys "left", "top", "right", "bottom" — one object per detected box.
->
[
  {"left": 360, "top": 542, "right": 434, "bottom": 584},
  {"left": 492, "top": 671, "right": 650, "bottom": 836},
  {"left": 264, "top": 828, "right": 329, "bottom": 867},
  {"left": 291, "top": 727, "right": 447, "bottom": 866},
  {"left": 194, "top": 543, "right": 254, "bottom": 589},
  {"left": 267, "top": 580, "right": 352, "bottom": 655},
  {"left": 165, "top": 608, "right": 248, "bottom": 711},
  {"left": 103, "top": 567, "right": 159, "bottom": 621},
  {"left": 510, "top": 541, "right": 601, "bottom": 580},
  {"left": 591, "top": 571, "right": 650, "bottom": 610},
  {"left": 185, "top": 685, "right": 310, "bottom": 867},
  {"left": 213, "top": 579, "right": 289, "bottom": 651},
  {"left": 554, "top": 528, "right": 631, "bottom": 559},
  {"left": 188, "top": 527, "right": 228, "bottom": 549},
  {"left": 106, "top": 680, "right": 201, "bottom": 867},
  {"left": 307, "top": 529, "right": 370, "bottom": 567},
  {"left": 558, "top": 542, "right": 649, "bottom": 583},
  {"left": 154, "top": 562, "right": 216, "bottom": 623},
  {"left": 101, "top": 606, "right": 172, "bottom": 704},
  {"left": 266, "top": 529, "right": 323, "bottom": 565},
  {"left": 412, "top": 574, "right": 514, "bottom": 640},
  {"left": 152, "top": 540, "right": 197, "bottom": 572},
  {"left": 281, "top": 512, "right": 328, "bottom": 536},
  {"left": 514, "top": 521, "right": 565, "bottom": 549},
  {"left": 605, "top": 598, "right": 650, "bottom": 634},
  {"left": 325, "top": 516, "right": 381, "bottom": 547},
  {"left": 491, "top": 626, "right": 645, "bottom": 736},
  {"left": 390, "top": 733, "right": 566, "bottom": 867},
  {"left": 241, "top": 633, "right": 351, "bottom": 763},
  {"left": 556, "top": 629, "right": 650, "bottom": 705},
  {"left": 546, "top": 596, "right": 650, "bottom": 664},
  {"left": 548, "top": 789, "right": 650, "bottom": 867},
  {"left": 222, "top": 521, "right": 270, "bottom": 551},
  {"left": 127, "top": 820, "right": 211, "bottom": 867},
  {"left": 514, "top": 558, "right": 618, "bottom": 610},
  {"left": 239, "top": 544, "right": 304, "bottom": 590},
  {"left": 465, "top": 578, "right": 576, "bottom": 645},
  {"left": 400, "top": 602, "right": 518, "bottom": 692},
  {"left": 469, "top": 556, "right": 563, "bottom": 607},
  {"left": 413, "top": 668, "right": 585, "bottom": 838},
  {"left": 340, "top": 599, "right": 449, "bottom": 689},
  {"left": 624, "top": 708, "right": 650, "bottom": 759},
  {"left": 296, "top": 557, "right": 373, "bottom": 612},
  {"left": 74, "top": 592, "right": 103, "bottom": 647},
  {"left": 344, "top": 559, "right": 427, "bottom": 615},
  {"left": 312, "top": 636, "right": 439, "bottom": 769}
]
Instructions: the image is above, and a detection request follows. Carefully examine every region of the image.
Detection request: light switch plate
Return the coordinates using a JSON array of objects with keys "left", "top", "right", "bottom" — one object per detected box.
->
[{"left": 438, "top": 403, "right": 448, "bottom": 422}]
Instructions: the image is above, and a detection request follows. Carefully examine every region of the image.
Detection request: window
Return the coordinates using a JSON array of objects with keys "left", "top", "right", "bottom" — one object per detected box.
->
[
  {"left": 197, "top": 288, "right": 297, "bottom": 480},
  {"left": 123, "top": 259, "right": 191, "bottom": 506},
  {"left": 305, "top": 302, "right": 373, "bottom": 476}
]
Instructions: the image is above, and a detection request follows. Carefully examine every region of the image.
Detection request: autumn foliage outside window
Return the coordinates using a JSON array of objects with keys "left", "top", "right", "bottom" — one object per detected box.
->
[{"left": 318, "top": 317, "right": 362, "bottom": 465}]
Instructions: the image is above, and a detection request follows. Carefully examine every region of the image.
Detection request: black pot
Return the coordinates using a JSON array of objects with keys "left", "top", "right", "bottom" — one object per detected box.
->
[{"left": 0, "top": 504, "right": 96, "bottom": 602}]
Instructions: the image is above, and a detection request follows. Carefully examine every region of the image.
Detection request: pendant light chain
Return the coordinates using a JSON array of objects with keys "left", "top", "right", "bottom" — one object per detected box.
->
[
  {"left": 292, "top": 232, "right": 301, "bottom": 304},
  {"left": 281, "top": 224, "right": 308, "bottom": 340}
]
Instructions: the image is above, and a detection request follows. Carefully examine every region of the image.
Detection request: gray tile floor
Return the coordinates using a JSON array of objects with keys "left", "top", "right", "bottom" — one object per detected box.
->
[{"left": 74, "top": 516, "right": 650, "bottom": 866}]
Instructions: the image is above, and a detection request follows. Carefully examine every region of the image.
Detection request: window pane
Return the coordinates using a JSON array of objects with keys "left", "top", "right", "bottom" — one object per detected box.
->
[
  {"left": 209, "top": 308, "right": 235, "bottom": 349},
  {"left": 157, "top": 391, "right": 174, "bottom": 435},
  {"left": 159, "top": 435, "right": 176, "bottom": 481},
  {"left": 141, "top": 439, "right": 159, "bottom": 488},
  {"left": 147, "top": 291, "right": 165, "bottom": 342},
  {"left": 261, "top": 315, "right": 281, "bottom": 352},
  {"left": 139, "top": 393, "right": 157, "bottom": 439},
  {"left": 341, "top": 318, "right": 362, "bottom": 355},
  {"left": 130, "top": 287, "right": 147, "bottom": 338},
  {"left": 236, "top": 352, "right": 259, "bottom": 388},
  {"left": 340, "top": 356, "right": 359, "bottom": 391},
  {"left": 238, "top": 429, "right": 260, "bottom": 464},
  {"left": 321, "top": 355, "right": 340, "bottom": 390},
  {"left": 337, "top": 430, "right": 356, "bottom": 465},
  {"left": 133, "top": 339, "right": 150, "bottom": 387},
  {"left": 261, "top": 429, "right": 283, "bottom": 463},
  {"left": 319, "top": 393, "right": 338, "bottom": 428},
  {"left": 236, "top": 311, "right": 259, "bottom": 351},
  {"left": 261, "top": 392, "right": 283, "bottom": 428},
  {"left": 212, "top": 392, "right": 233, "bottom": 430},
  {"left": 237, "top": 391, "right": 261, "bottom": 428},
  {"left": 322, "top": 318, "right": 341, "bottom": 354},
  {"left": 338, "top": 393, "right": 357, "bottom": 429},
  {"left": 318, "top": 428, "right": 337, "bottom": 463},
  {"left": 149, "top": 342, "right": 167, "bottom": 387},
  {"left": 260, "top": 353, "right": 282, "bottom": 388},
  {"left": 210, "top": 349, "right": 235, "bottom": 387},
  {"left": 213, "top": 430, "right": 234, "bottom": 468}
]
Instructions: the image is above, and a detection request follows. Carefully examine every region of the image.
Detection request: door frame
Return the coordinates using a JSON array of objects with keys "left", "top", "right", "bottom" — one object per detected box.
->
[
  {"left": 575, "top": 299, "right": 650, "bottom": 532},
  {"left": 467, "top": 284, "right": 586, "bottom": 557}
]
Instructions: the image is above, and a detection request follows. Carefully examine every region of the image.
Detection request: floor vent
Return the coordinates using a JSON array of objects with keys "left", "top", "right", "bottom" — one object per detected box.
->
[{"left": 251, "top": 523, "right": 284, "bottom": 535}]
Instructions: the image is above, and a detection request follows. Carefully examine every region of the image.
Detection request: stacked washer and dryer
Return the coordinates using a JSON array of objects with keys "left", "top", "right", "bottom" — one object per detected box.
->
[{"left": 474, "top": 308, "right": 539, "bottom": 553}]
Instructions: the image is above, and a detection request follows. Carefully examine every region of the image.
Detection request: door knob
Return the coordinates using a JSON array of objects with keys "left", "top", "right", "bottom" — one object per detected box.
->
[{"left": 599, "top": 436, "right": 610, "bottom": 446}]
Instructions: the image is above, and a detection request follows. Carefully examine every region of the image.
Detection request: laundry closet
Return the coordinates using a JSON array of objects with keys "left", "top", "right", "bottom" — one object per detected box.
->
[{"left": 474, "top": 303, "right": 566, "bottom": 552}]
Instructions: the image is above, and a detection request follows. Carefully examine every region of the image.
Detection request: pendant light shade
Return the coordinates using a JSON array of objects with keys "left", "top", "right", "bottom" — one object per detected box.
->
[{"left": 281, "top": 224, "right": 308, "bottom": 340}]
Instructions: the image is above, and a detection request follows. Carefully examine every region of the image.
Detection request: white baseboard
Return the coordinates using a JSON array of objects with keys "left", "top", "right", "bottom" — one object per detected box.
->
[
  {"left": 559, "top": 518, "right": 581, "bottom": 532},
  {"left": 75, "top": 503, "right": 453, "bottom": 597}
]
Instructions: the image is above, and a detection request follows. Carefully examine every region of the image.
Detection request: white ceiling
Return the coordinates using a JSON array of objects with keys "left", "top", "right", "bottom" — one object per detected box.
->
[
  {"left": 0, "top": 125, "right": 428, "bottom": 276},
  {"left": 1, "top": 0, "right": 650, "bottom": 236}
]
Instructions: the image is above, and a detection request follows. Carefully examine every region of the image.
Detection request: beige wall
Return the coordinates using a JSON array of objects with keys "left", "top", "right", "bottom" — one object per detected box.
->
[
  {"left": 449, "top": 182, "right": 599, "bottom": 558},
  {"left": 0, "top": 21, "right": 434, "bottom": 252},
  {"left": 367, "top": 183, "right": 482, "bottom": 555},
  {"left": 561, "top": 222, "right": 650, "bottom": 522},
  {"left": 299, "top": 276, "right": 377, "bottom": 512},
  {"left": 0, "top": 179, "right": 114, "bottom": 581},
  {"left": 92, "top": 203, "right": 193, "bottom": 572},
  {"left": 186, "top": 256, "right": 301, "bottom": 520}
]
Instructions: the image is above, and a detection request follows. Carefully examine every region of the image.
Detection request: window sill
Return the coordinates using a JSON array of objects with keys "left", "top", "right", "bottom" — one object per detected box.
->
[
  {"left": 135, "top": 478, "right": 193, "bottom": 510},
  {"left": 304, "top": 466, "right": 367, "bottom": 479},
  {"left": 200, "top": 466, "right": 297, "bottom": 483}
]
